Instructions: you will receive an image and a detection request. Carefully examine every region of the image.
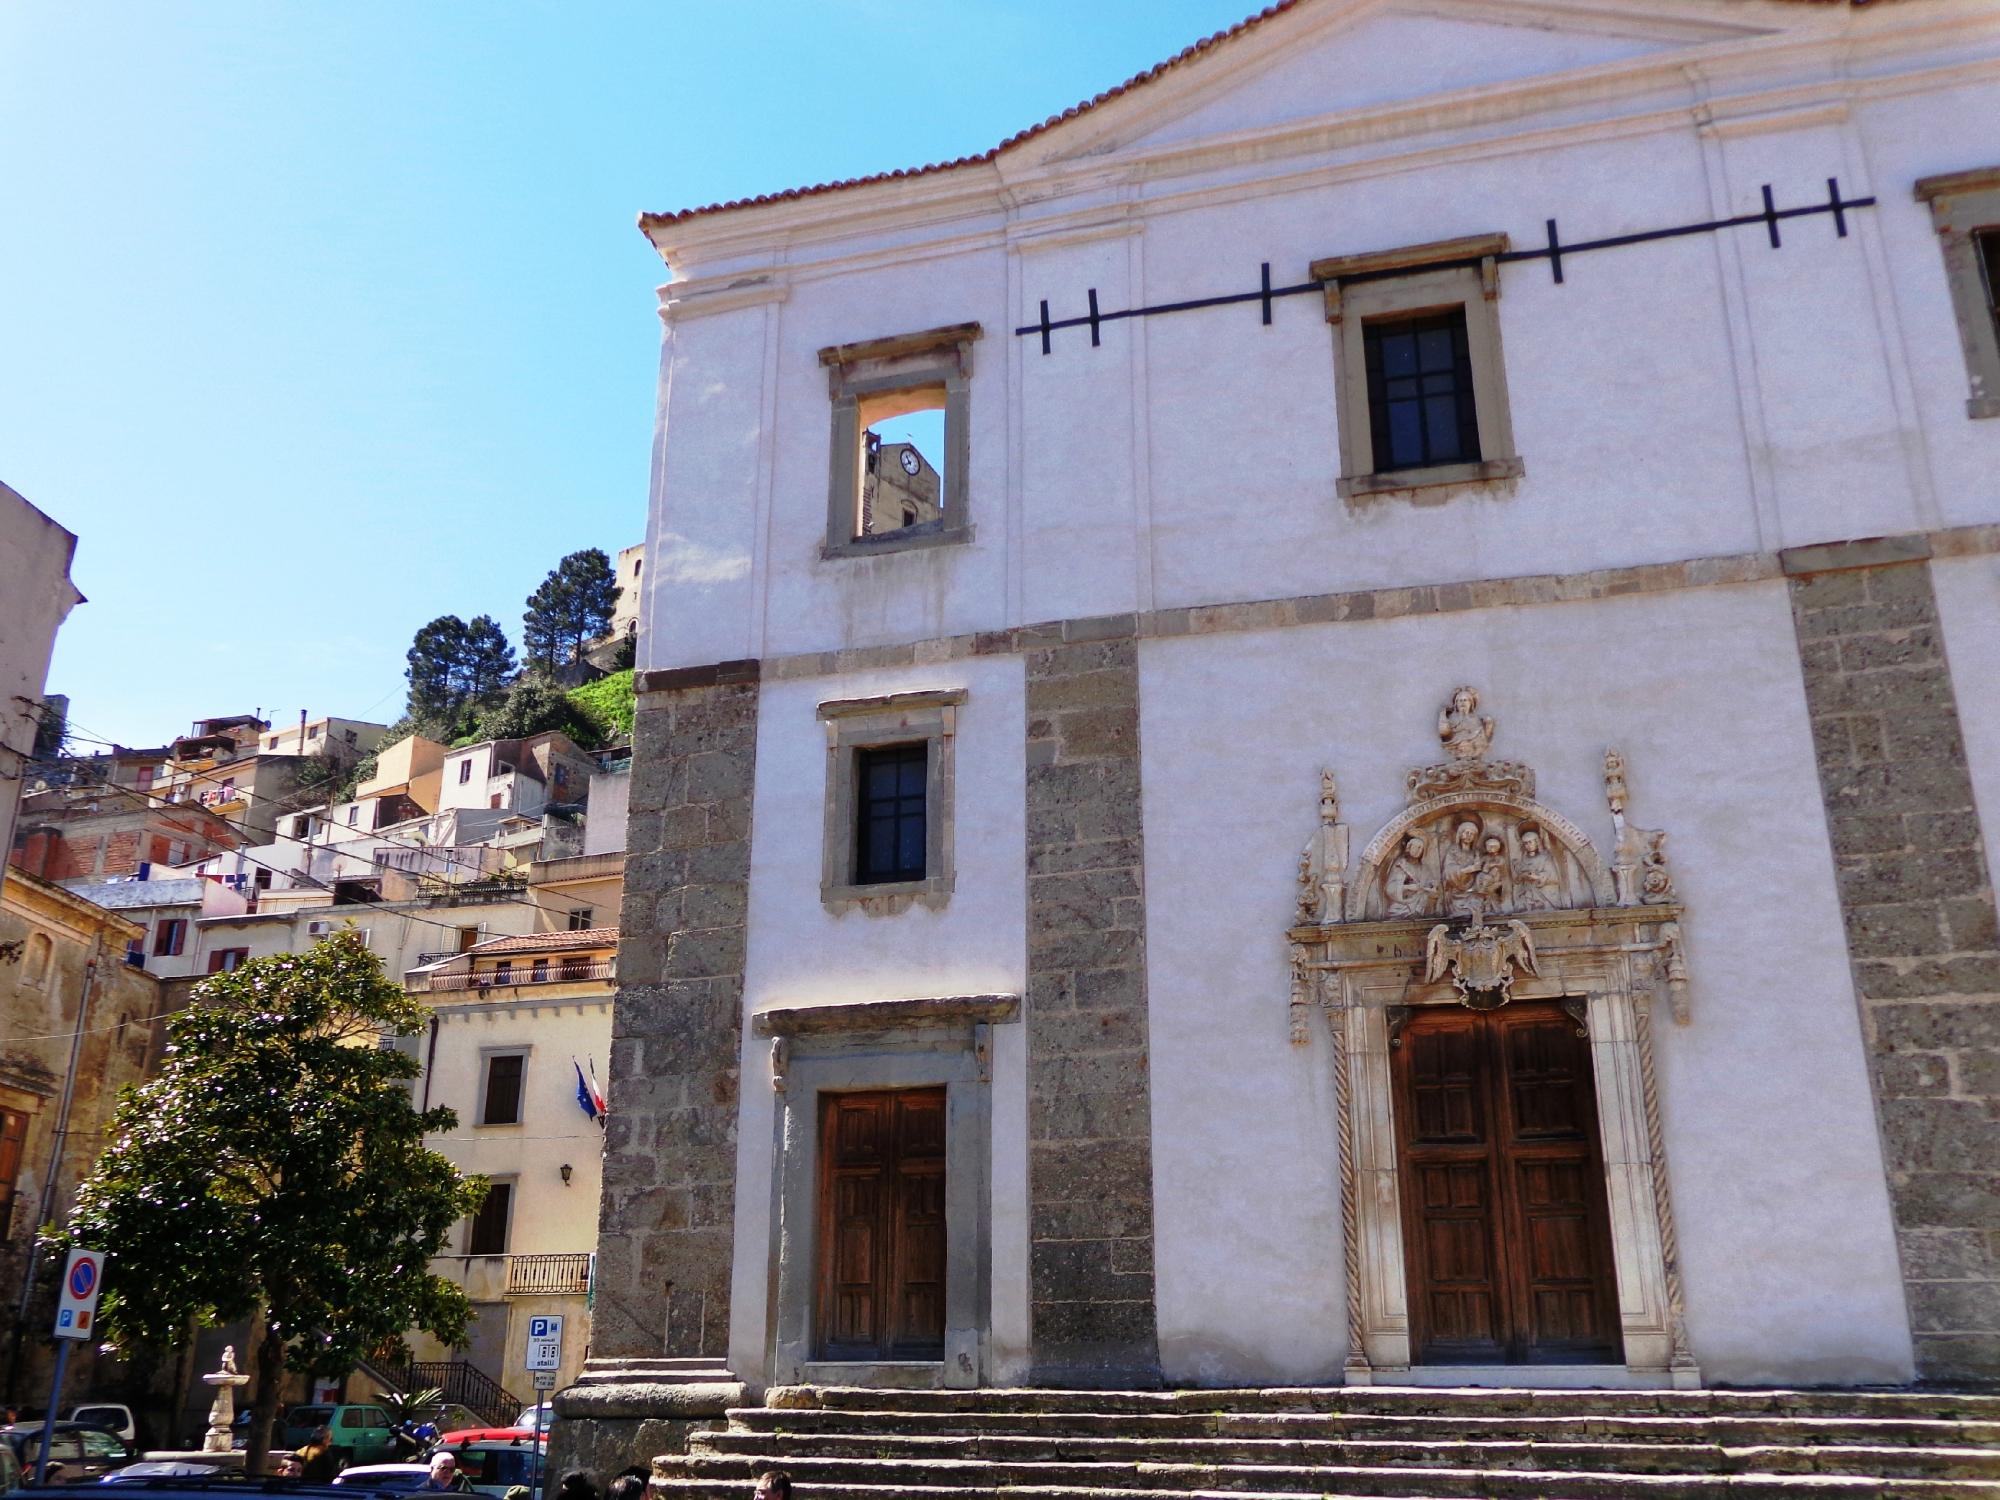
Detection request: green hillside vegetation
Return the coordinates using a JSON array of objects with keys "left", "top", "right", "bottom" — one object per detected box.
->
[{"left": 568, "top": 668, "right": 635, "bottom": 743}]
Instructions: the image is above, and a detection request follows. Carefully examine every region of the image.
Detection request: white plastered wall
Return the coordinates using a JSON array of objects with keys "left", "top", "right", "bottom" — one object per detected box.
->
[
  {"left": 1139, "top": 581, "right": 1914, "bottom": 1386},
  {"left": 726, "top": 655, "right": 1032, "bottom": 1383}
]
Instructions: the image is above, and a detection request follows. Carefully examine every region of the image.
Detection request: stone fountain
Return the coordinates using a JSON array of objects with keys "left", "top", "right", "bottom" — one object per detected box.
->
[{"left": 201, "top": 1346, "right": 250, "bottom": 1454}]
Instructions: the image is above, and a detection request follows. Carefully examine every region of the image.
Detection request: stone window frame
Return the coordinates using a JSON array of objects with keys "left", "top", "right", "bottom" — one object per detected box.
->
[
  {"left": 756, "top": 993, "right": 1019, "bottom": 1389},
  {"left": 1311, "top": 234, "right": 1524, "bottom": 501},
  {"left": 1915, "top": 166, "right": 2000, "bottom": 420},
  {"left": 818, "top": 688, "right": 965, "bottom": 915},
  {"left": 818, "top": 323, "right": 980, "bottom": 559}
]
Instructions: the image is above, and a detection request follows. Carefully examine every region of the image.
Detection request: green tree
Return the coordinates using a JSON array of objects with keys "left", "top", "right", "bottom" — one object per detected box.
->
[
  {"left": 406, "top": 615, "right": 517, "bottom": 725},
  {"left": 521, "top": 549, "right": 620, "bottom": 671},
  {"left": 64, "top": 932, "right": 484, "bottom": 1474}
]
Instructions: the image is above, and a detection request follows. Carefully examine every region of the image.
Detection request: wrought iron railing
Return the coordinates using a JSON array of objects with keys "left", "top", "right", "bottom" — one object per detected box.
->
[
  {"left": 506, "top": 1253, "right": 593, "bottom": 1295},
  {"left": 409, "top": 960, "right": 616, "bottom": 994},
  {"left": 392, "top": 1360, "right": 521, "bottom": 1429}
]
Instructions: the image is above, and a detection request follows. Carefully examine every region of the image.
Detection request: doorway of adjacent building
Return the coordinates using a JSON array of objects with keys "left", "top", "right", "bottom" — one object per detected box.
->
[
  {"left": 815, "top": 1087, "right": 946, "bottom": 1362},
  {"left": 1392, "top": 1000, "right": 1622, "bottom": 1365}
]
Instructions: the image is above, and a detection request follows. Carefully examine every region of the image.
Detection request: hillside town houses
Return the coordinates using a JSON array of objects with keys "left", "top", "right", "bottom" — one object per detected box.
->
[{"left": 2, "top": 485, "right": 643, "bottom": 1429}]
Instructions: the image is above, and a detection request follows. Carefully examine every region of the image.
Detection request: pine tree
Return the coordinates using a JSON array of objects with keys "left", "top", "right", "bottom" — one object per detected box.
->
[
  {"left": 455, "top": 614, "right": 518, "bottom": 701},
  {"left": 406, "top": 615, "right": 470, "bottom": 720},
  {"left": 522, "top": 549, "right": 620, "bottom": 670}
]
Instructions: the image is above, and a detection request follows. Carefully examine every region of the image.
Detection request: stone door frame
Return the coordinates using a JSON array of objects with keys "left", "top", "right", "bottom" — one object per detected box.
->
[
  {"left": 1309, "top": 908, "right": 1701, "bottom": 1387},
  {"left": 758, "top": 994, "right": 1018, "bottom": 1390}
]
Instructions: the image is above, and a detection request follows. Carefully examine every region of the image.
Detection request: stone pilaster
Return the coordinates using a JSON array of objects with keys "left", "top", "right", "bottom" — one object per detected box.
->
[
  {"left": 1021, "top": 618, "right": 1161, "bottom": 1385},
  {"left": 1787, "top": 546, "right": 2000, "bottom": 1380},
  {"left": 594, "top": 662, "right": 760, "bottom": 1360}
]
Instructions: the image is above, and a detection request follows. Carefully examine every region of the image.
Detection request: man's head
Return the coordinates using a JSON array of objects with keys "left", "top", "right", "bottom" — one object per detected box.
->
[
  {"left": 752, "top": 1472, "right": 792, "bottom": 1500},
  {"left": 429, "top": 1453, "right": 459, "bottom": 1487},
  {"left": 312, "top": 1426, "right": 333, "bottom": 1448}
]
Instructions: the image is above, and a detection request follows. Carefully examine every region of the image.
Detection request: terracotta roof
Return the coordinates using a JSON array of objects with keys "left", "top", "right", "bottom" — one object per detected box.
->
[
  {"left": 470, "top": 926, "right": 620, "bottom": 955},
  {"left": 639, "top": 0, "right": 1898, "bottom": 234}
]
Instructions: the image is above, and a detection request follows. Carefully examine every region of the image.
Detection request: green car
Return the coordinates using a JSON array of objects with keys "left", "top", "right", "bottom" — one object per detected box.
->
[{"left": 280, "top": 1404, "right": 396, "bottom": 1464}]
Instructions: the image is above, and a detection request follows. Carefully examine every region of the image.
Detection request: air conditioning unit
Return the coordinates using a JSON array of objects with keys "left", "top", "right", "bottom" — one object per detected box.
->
[{"left": 306, "top": 920, "right": 334, "bottom": 937}]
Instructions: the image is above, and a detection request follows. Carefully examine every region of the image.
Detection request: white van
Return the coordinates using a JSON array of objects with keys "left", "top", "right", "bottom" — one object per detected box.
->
[{"left": 68, "top": 1405, "right": 137, "bottom": 1443}]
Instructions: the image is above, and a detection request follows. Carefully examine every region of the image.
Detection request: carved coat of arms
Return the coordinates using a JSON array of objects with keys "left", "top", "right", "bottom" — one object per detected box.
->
[{"left": 1425, "top": 918, "right": 1538, "bottom": 1009}]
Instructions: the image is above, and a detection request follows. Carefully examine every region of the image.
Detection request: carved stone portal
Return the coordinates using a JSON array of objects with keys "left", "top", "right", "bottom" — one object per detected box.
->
[{"left": 1290, "top": 688, "right": 1698, "bottom": 1387}]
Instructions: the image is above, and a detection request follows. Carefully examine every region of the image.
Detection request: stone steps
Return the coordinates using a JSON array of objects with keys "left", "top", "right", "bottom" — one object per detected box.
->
[
  {"left": 691, "top": 1430, "right": 2000, "bottom": 1479},
  {"left": 650, "top": 1387, "right": 2000, "bottom": 1499},
  {"left": 727, "top": 1406, "right": 2000, "bottom": 1447}
]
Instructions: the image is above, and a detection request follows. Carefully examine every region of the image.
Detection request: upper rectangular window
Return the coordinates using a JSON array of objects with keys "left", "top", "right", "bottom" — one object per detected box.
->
[
  {"left": 818, "top": 323, "right": 979, "bottom": 558},
  {"left": 1916, "top": 167, "right": 2000, "bottom": 420},
  {"left": 565, "top": 907, "right": 593, "bottom": 931},
  {"left": 0, "top": 1106, "right": 28, "bottom": 1241},
  {"left": 466, "top": 1179, "right": 512, "bottom": 1256},
  {"left": 1364, "top": 310, "right": 1480, "bottom": 472},
  {"left": 854, "top": 744, "right": 928, "bottom": 885},
  {"left": 480, "top": 1051, "right": 526, "bottom": 1126},
  {"left": 1312, "top": 234, "right": 1522, "bottom": 501},
  {"left": 458, "top": 759, "right": 473, "bottom": 784},
  {"left": 154, "top": 919, "right": 187, "bottom": 957}
]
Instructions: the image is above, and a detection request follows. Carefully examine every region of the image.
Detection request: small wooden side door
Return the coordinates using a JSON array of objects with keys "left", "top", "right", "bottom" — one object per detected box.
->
[
  {"left": 817, "top": 1088, "right": 947, "bottom": 1361},
  {"left": 1394, "top": 1001, "right": 1621, "bottom": 1364}
]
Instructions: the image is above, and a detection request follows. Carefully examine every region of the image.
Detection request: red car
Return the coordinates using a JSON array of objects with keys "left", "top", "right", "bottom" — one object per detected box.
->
[{"left": 436, "top": 1427, "right": 543, "bottom": 1447}]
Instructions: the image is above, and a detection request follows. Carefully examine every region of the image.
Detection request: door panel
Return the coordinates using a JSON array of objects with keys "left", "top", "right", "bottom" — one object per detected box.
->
[
  {"left": 1394, "top": 1002, "right": 1621, "bottom": 1365},
  {"left": 817, "top": 1088, "right": 948, "bottom": 1361}
]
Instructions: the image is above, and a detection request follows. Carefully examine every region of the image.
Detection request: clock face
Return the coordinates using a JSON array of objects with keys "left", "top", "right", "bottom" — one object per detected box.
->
[{"left": 899, "top": 447, "right": 922, "bottom": 476}]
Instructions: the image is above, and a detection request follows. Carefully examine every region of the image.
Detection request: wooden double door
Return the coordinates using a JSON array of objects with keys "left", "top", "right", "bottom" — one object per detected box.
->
[
  {"left": 816, "top": 1088, "right": 947, "bottom": 1361},
  {"left": 1393, "top": 1001, "right": 1623, "bottom": 1365}
]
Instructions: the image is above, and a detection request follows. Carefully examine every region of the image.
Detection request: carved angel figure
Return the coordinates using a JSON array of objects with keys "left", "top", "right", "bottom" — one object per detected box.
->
[
  {"left": 1438, "top": 686, "right": 1495, "bottom": 763},
  {"left": 1384, "top": 833, "right": 1436, "bottom": 917},
  {"left": 1512, "top": 826, "right": 1561, "bottom": 911},
  {"left": 1604, "top": 746, "right": 1629, "bottom": 815}
]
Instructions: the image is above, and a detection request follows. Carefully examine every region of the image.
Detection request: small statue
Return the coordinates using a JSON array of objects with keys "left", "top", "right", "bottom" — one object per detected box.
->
[
  {"left": 1384, "top": 833, "right": 1436, "bottom": 917},
  {"left": 1512, "top": 827, "right": 1561, "bottom": 911},
  {"left": 1469, "top": 832, "right": 1511, "bottom": 914},
  {"left": 1604, "top": 747, "right": 1629, "bottom": 816},
  {"left": 1319, "top": 768, "right": 1339, "bottom": 825},
  {"left": 1439, "top": 686, "right": 1495, "bottom": 764}
]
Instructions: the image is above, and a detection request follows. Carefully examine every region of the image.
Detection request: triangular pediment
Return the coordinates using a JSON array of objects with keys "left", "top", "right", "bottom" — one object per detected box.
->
[{"left": 1011, "top": 0, "right": 1790, "bottom": 166}]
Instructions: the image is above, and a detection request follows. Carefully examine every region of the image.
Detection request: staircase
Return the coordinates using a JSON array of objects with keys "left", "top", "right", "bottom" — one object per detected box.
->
[{"left": 652, "top": 1385, "right": 2000, "bottom": 1498}]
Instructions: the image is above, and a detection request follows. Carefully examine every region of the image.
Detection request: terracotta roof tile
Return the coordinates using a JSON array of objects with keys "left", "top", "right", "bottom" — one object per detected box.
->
[
  {"left": 471, "top": 927, "right": 620, "bottom": 955},
  {"left": 639, "top": 0, "right": 1902, "bottom": 235}
]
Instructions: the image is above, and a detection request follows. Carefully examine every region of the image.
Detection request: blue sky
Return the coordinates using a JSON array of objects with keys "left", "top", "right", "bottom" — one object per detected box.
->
[{"left": 1, "top": 1, "right": 1255, "bottom": 749}]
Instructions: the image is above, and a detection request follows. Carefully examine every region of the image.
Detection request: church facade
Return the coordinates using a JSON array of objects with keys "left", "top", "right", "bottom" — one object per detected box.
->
[{"left": 587, "top": 0, "right": 2000, "bottom": 1409}]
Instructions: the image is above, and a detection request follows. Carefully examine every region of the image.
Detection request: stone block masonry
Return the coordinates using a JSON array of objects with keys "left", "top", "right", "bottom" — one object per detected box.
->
[
  {"left": 594, "top": 664, "right": 760, "bottom": 1360},
  {"left": 1023, "top": 623, "right": 1162, "bottom": 1385},
  {"left": 1788, "top": 553, "right": 2000, "bottom": 1380}
]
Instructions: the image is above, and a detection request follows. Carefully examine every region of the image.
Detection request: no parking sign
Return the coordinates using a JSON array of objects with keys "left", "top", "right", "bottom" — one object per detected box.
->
[{"left": 53, "top": 1247, "right": 104, "bottom": 1341}]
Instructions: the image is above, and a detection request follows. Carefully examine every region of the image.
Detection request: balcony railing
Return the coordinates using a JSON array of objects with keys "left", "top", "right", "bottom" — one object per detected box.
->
[
  {"left": 409, "top": 959, "right": 616, "bottom": 994},
  {"left": 507, "top": 1252, "right": 593, "bottom": 1295}
]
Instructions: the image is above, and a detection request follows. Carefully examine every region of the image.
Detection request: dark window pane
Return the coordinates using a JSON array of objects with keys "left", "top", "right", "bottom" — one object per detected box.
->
[
  {"left": 1364, "top": 308, "right": 1482, "bottom": 474},
  {"left": 467, "top": 1181, "right": 511, "bottom": 1255},
  {"left": 1980, "top": 230, "right": 2000, "bottom": 340},
  {"left": 483, "top": 1054, "right": 524, "bottom": 1125},
  {"left": 854, "top": 744, "right": 927, "bottom": 884}
]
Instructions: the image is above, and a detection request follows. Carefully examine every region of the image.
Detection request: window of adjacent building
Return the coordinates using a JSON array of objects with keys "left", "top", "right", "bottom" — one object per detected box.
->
[
  {"left": 817, "top": 689, "right": 963, "bottom": 912},
  {"left": 1916, "top": 167, "right": 2000, "bottom": 420},
  {"left": 465, "top": 1178, "right": 513, "bottom": 1256},
  {"left": 153, "top": 919, "right": 187, "bottom": 957},
  {"left": 293, "top": 815, "right": 313, "bottom": 840},
  {"left": 344, "top": 729, "right": 357, "bottom": 746},
  {"left": 0, "top": 1107, "right": 28, "bottom": 1240},
  {"left": 1312, "top": 234, "right": 1521, "bottom": 500},
  {"left": 480, "top": 1051, "right": 527, "bottom": 1126},
  {"left": 565, "top": 907, "right": 592, "bottom": 932},
  {"left": 490, "top": 793, "right": 502, "bottom": 809},
  {"left": 458, "top": 759, "right": 473, "bottom": 784},
  {"left": 253, "top": 867, "right": 272, "bottom": 891},
  {"left": 818, "top": 323, "right": 979, "bottom": 557},
  {"left": 346, "top": 806, "right": 359, "bottom": 827},
  {"left": 20, "top": 933, "right": 52, "bottom": 991},
  {"left": 496, "top": 960, "right": 513, "bottom": 985},
  {"left": 207, "top": 948, "right": 250, "bottom": 974},
  {"left": 531, "top": 958, "right": 549, "bottom": 981},
  {"left": 308, "top": 725, "right": 321, "bottom": 739},
  {"left": 124, "top": 938, "right": 144, "bottom": 967}
]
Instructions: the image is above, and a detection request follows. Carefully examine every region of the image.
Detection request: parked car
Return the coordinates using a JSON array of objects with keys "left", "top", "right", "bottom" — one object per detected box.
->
[
  {"left": 279, "top": 1406, "right": 395, "bottom": 1466},
  {"left": 432, "top": 1430, "right": 539, "bottom": 1448},
  {"left": 331, "top": 1464, "right": 432, "bottom": 1492},
  {"left": 66, "top": 1407, "right": 137, "bottom": 1445},
  {"left": 1, "top": 1441, "right": 20, "bottom": 1493},
  {"left": 2, "top": 1422, "right": 135, "bottom": 1482},
  {"left": 433, "top": 1439, "right": 543, "bottom": 1499},
  {"left": 98, "top": 1461, "right": 224, "bottom": 1481},
  {"left": 509, "top": 1409, "right": 552, "bottom": 1437}
]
